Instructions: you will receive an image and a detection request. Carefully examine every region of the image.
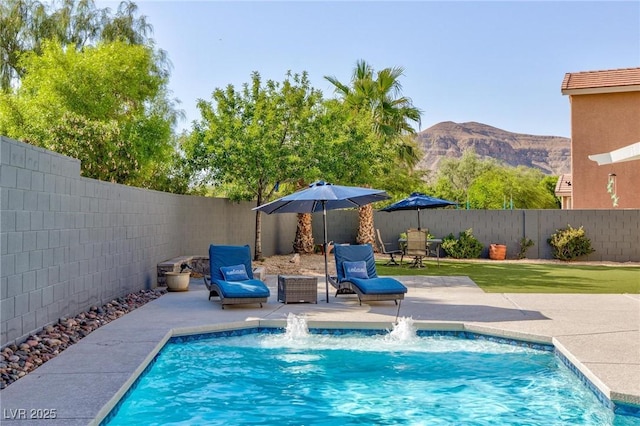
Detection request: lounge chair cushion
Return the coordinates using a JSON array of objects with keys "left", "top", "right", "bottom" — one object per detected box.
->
[
  {"left": 220, "top": 264, "right": 249, "bottom": 281},
  {"left": 343, "top": 261, "right": 369, "bottom": 279},
  {"left": 346, "top": 277, "right": 408, "bottom": 295},
  {"left": 213, "top": 279, "right": 270, "bottom": 298}
]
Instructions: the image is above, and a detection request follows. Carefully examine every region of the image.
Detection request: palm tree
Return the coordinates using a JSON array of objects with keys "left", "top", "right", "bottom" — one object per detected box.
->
[
  {"left": 325, "top": 60, "right": 421, "bottom": 139},
  {"left": 325, "top": 59, "right": 423, "bottom": 246}
]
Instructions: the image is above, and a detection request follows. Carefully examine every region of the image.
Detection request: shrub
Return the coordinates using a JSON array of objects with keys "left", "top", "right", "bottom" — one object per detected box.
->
[
  {"left": 517, "top": 237, "right": 535, "bottom": 259},
  {"left": 442, "top": 228, "right": 483, "bottom": 259},
  {"left": 547, "top": 225, "right": 595, "bottom": 261}
]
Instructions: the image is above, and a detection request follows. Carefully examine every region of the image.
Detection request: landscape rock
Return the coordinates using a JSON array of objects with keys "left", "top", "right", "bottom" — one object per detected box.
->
[{"left": 0, "top": 288, "right": 166, "bottom": 390}]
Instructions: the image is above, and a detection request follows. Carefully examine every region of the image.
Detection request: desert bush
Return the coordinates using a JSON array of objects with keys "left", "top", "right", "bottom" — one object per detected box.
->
[
  {"left": 442, "top": 228, "right": 483, "bottom": 259},
  {"left": 547, "top": 225, "right": 595, "bottom": 261},
  {"left": 518, "top": 237, "right": 535, "bottom": 259}
]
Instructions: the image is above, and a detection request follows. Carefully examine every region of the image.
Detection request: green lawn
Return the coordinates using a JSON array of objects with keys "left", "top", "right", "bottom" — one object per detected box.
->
[{"left": 375, "top": 260, "right": 640, "bottom": 293}]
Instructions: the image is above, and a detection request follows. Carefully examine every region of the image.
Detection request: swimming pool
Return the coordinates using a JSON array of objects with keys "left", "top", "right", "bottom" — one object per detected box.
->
[{"left": 102, "top": 318, "right": 638, "bottom": 425}]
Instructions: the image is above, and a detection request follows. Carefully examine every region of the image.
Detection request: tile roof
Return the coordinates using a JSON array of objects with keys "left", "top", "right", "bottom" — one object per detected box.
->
[
  {"left": 561, "top": 67, "right": 640, "bottom": 92},
  {"left": 554, "top": 174, "right": 572, "bottom": 195}
]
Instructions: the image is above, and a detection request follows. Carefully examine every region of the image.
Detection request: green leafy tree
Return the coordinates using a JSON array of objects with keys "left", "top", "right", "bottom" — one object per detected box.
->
[
  {"left": 184, "top": 71, "right": 323, "bottom": 259},
  {"left": 540, "top": 175, "right": 561, "bottom": 208},
  {"left": 0, "top": 40, "right": 181, "bottom": 187},
  {"left": 431, "top": 151, "right": 560, "bottom": 209},
  {"left": 0, "top": 0, "right": 152, "bottom": 91},
  {"left": 431, "top": 150, "right": 499, "bottom": 206},
  {"left": 467, "top": 168, "right": 508, "bottom": 209},
  {"left": 310, "top": 100, "right": 382, "bottom": 184},
  {"left": 468, "top": 166, "right": 558, "bottom": 209}
]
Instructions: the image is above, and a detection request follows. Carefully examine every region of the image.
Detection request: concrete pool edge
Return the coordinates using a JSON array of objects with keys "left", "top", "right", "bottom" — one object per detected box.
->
[
  {"left": 92, "top": 319, "right": 638, "bottom": 425},
  {"left": 88, "top": 330, "right": 173, "bottom": 426}
]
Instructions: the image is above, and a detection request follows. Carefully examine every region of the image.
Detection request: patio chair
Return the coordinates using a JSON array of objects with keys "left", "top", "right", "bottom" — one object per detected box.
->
[
  {"left": 376, "top": 229, "right": 404, "bottom": 266},
  {"left": 406, "top": 228, "right": 428, "bottom": 268},
  {"left": 329, "top": 244, "right": 407, "bottom": 307},
  {"left": 204, "top": 244, "right": 270, "bottom": 309}
]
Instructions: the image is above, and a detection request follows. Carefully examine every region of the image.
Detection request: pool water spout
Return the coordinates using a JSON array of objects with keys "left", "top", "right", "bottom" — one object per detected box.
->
[
  {"left": 285, "top": 313, "right": 309, "bottom": 339},
  {"left": 386, "top": 317, "right": 417, "bottom": 342}
]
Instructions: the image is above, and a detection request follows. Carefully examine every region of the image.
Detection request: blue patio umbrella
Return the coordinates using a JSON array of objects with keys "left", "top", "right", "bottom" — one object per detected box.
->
[
  {"left": 254, "top": 181, "right": 390, "bottom": 302},
  {"left": 381, "top": 192, "right": 457, "bottom": 230}
]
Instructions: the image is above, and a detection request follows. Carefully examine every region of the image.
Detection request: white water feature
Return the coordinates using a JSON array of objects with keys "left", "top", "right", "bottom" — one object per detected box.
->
[
  {"left": 385, "top": 316, "right": 417, "bottom": 342},
  {"left": 284, "top": 313, "right": 309, "bottom": 339},
  {"left": 284, "top": 314, "right": 417, "bottom": 344}
]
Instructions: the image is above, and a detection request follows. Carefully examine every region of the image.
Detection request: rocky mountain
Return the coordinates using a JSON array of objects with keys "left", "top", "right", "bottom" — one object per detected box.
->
[{"left": 414, "top": 121, "right": 571, "bottom": 175}]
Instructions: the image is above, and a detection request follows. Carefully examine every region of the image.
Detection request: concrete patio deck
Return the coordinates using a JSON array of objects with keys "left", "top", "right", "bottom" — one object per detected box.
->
[{"left": 0, "top": 275, "right": 639, "bottom": 425}]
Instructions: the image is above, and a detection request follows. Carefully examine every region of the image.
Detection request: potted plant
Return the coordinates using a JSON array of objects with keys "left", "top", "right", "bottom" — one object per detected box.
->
[{"left": 165, "top": 264, "right": 191, "bottom": 291}]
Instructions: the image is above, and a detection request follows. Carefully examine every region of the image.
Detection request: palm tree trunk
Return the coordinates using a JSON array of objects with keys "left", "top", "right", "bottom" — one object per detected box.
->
[
  {"left": 356, "top": 204, "right": 376, "bottom": 248},
  {"left": 293, "top": 213, "right": 315, "bottom": 253},
  {"left": 254, "top": 208, "right": 263, "bottom": 261}
]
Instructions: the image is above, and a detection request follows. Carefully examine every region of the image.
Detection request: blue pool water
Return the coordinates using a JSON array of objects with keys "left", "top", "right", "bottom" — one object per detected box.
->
[{"left": 104, "top": 318, "right": 638, "bottom": 425}]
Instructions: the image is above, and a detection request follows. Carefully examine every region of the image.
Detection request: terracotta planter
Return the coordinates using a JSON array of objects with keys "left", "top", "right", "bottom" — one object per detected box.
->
[
  {"left": 165, "top": 271, "right": 190, "bottom": 291},
  {"left": 489, "top": 244, "right": 507, "bottom": 260}
]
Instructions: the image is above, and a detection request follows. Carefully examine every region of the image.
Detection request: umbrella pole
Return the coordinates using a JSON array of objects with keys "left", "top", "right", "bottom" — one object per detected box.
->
[
  {"left": 322, "top": 202, "right": 329, "bottom": 303},
  {"left": 417, "top": 208, "right": 421, "bottom": 230}
]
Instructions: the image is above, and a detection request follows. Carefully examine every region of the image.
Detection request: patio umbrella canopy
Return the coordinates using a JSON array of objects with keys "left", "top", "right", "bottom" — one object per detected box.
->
[
  {"left": 381, "top": 192, "right": 457, "bottom": 230},
  {"left": 253, "top": 181, "right": 390, "bottom": 302}
]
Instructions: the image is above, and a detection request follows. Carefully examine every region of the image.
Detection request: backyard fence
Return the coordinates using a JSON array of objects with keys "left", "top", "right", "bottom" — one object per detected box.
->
[
  {"left": 322, "top": 208, "right": 639, "bottom": 262},
  {"left": 1, "top": 136, "right": 639, "bottom": 346}
]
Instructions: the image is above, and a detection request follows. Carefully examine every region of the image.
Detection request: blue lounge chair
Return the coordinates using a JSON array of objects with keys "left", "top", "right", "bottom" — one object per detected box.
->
[
  {"left": 204, "top": 244, "right": 270, "bottom": 309},
  {"left": 330, "top": 244, "right": 407, "bottom": 306}
]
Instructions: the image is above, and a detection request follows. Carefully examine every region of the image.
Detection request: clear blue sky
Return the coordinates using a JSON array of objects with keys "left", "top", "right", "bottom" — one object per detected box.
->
[{"left": 101, "top": 1, "right": 639, "bottom": 137}]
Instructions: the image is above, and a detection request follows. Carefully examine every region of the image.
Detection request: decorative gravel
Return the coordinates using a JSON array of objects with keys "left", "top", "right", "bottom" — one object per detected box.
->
[{"left": 0, "top": 289, "right": 167, "bottom": 389}]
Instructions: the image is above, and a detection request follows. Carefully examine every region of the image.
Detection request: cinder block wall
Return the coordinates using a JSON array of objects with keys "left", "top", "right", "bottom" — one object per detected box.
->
[
  {"left": 1, "top": 136, "right": 638, "bottom": 347},
  {"left": 0, "top": 137, "right": 295, "bottom": 346},
  {"left": 322, "top": 208, "right": 639, "bottom": 262}
]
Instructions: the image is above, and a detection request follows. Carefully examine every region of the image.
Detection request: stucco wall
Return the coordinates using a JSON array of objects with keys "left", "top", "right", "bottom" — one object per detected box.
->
[{"left": 569, "top": 91, "right": 640, "bottom": 209}]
